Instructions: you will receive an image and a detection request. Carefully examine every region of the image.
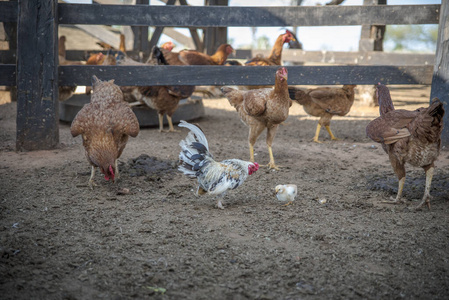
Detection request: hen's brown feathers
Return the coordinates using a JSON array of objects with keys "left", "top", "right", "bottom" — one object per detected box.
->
[
  {"left": 245, "top": 32, "right": 294, "bottom": 66},
  {"left": 288, "top": 85, "right": 356, "bottom": 142},
  {"left": 222, "top": 67, "right": 290, "bottom": 169},
  {"left": 71, "top": 76, "right": 139, "bottom": 178},
  {"left": 365, "top": 84, "right": 444, "bottom": 209},
  {"left": 290, "top": 85, "right": 356, "bottom": 118},
  {"left": 162, "top": 44, "right": 233, "bottom": 66}
]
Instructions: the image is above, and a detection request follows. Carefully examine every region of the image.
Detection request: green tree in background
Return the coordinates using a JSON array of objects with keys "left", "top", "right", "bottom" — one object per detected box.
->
[
  {"left": 256, "top": 35, "right": 271, "bottom": 50},
  {"left": 384, "top": 25, "right": 438, "bottom": 52}
]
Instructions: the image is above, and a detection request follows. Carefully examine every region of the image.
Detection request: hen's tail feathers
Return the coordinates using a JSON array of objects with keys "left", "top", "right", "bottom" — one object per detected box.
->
[
  {"left": 428, "top": 98, "right": 445, "bottom": 139},
  {"left": 221, "top": 86, "right": 243, "bottom": 108},
  {"left": 178, "top": 121, "right": 212, "bottom": 177},
  {"left": 288, "top": 87, "right": 308, "bottom": 104},
  {"left": 412, "top": 98, "right": 445, "bottom": 143},
  {"left": 428, "top": 98, "right": 445, "bottom": 119},
  {"left": 152, "top": 46, "right": 169, "bottom": 65}
]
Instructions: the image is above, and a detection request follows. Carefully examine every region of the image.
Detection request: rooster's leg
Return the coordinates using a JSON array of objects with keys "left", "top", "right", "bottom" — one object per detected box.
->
[
  {"left": 313, "top": 124, "right": 322, "bottom": 143},
  {"left": 382, "top": 177, "right": 405, "bottom": 204},
  {"left": 325, "top": 125, "right": 339, "bottom": 140},
  {"left": 88, "top": 166, "right": 97, "bottom": 189},
  {"left": 416, "top": 167, "right": 434, "bottom": 210},
  {"left": 216, "top": 197, "right": 225, "bottom": 210}
]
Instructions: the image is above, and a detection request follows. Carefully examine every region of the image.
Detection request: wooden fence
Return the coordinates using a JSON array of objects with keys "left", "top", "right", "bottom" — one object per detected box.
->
[{"left": 0, "top": 1, "right": 448, "bottom": 150}]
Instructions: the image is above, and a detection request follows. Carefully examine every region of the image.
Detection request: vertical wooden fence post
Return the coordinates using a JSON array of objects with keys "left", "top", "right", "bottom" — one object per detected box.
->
[
  {"left": 204, "top": 0, "right": 228, "bottom": 55},
  {"left": 16, "top": 0, "right": 59, "bottom": 151},
  {"left": 430, "top": 0, "right": 449, "bottom": 147}
]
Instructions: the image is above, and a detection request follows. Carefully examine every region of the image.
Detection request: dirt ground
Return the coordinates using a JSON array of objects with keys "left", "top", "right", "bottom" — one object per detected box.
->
[{"left": 1, "top": 85, "right": 448, "bottom": 300}]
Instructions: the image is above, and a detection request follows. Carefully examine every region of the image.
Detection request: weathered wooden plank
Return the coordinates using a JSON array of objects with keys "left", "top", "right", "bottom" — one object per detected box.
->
[
  {"left": 0, "top": 1, "right": 18, "bottom": 22},
  {"left": 430, "top": 0, "right": 449, "bottom": 146},
  {"left": 0, "top": 51, "right": 17, "bottom": 64},
  {"left": 1, "top": 48, "right": 434, "bottom": 66},
  {"left": 234, "top": 49, "right": 435, "bottom": 66},
  {"left": 58, "top": 65, "right": 433, "bottom": 86},
  {"left": 16, "top": 0, "right": 59, "bottom": 151},
  {"left": 0, "top": 65, "right": 16, "bottom": 85},
  {"left": 58, "top": 4, "right": 440, "bottom": 26},
  {"left": 74, "top": 24, "right": 120, "bottom": 50}
]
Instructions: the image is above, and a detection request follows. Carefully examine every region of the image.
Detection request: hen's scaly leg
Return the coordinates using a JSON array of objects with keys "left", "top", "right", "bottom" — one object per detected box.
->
[
  {"left": 313, "top": 124, "right": 322, "bottom": 143},
  {"left": 416, "top": 167, "right": 434, "bottom": 210},
  {"left": 115, "top": 160, "right": 120, "bottom": 180},
  {"left": 382, "top": 177, "right": 405, "bottom": 204},
  {"left": 158, "top": 114, "right": 164, "bottom": 132},
  {"left": 267, "top": 146, "right": 280, "bottom": 170},
  {"left": 382, "top": 154, "right": 406, "bottom": 205},
  {"left": 266, "top": 125, "right": 280, "bottom": 170},
  {"left": 249, "top": 142, "right": 255, "bottom": 163},
  {"left": 248, "top": 124, "right": 265, "bottom": 163},
  {"left": 88, "top": 166, "right": 97, "bottom": 189},
  {"left": 166, "top": 115, "right": 179, "bottom": 133},
  {"left": 325, "top": 125, "right": 339, "bottom": 141}
]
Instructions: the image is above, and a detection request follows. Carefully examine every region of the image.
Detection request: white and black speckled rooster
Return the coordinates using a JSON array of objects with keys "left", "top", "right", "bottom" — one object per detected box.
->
[{"left": 178, "top": 121, "right": 259, "bottom": 209}]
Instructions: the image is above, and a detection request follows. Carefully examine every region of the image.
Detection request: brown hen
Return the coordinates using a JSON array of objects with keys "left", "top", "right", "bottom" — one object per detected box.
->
[
  {"left": 366, "top": 84, "right": 444, "bottom": 209},
  {"left": 221, "top": 67, "right": 291, "bottom": 170},
  {"left": 119, "top": 46, "right": 195, "bottom": 132},
  {"left": 161, "top": 44, "right": 234, "bottom": 66},
  {"left": 245, "top": 31, "right": 295, "bottom": 66},
  {"left": 289, "top": 85, "right": 357, "bottom": 143},
  {"left": 71, "top": 76, "right": 140, "bottom": 189}
]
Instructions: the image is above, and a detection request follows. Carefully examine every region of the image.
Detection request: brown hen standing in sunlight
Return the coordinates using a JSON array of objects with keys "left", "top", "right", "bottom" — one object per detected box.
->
[
  {"left": 71, "top": 76, "right": 140, "bottom": 189},
  {"left": 221, "top": 67, "right": 291, "bottom": 170},
  {"left": 288, "top": 85, "right": 356, "bottom": 143},
  {"left": 366, "top": 83, "right": 444, "bottom": 209}
]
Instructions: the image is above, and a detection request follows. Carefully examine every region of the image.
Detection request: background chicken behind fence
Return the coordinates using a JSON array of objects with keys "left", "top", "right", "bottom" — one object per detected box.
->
[
  {"left": 288, "top": 85, "right": 356, "bottom": 143},
  {"left": 221, "top": 67, "right": 291, "bottom": 170},
  {"left": 178, "top": 121, "right": 259, "bottom": 209},
  {"left": 71, "top": 76, "right": 140, "bottom": 189},
  {"left": 245, "top": 31, "right": 295, "bottom": 66},
  {"left": 275, "top": 184, "right": 297, "bottom": 206},
  {"left": 118, "top": 45, "right": 195, "bottom": 132},
  {"left": 366, "top": 83, "right": 444, "bottom": 209},
  {"left": 161, "top": 43, "right": 234, "bottom": 66}
]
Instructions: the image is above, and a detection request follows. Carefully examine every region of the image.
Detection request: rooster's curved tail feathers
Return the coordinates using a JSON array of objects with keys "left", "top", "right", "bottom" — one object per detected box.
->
[{"left": 178, "top": 121, "right": 213, "bottom": 177}]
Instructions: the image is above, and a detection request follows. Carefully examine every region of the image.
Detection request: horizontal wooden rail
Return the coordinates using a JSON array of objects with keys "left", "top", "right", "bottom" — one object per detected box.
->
[
  {"left": 0, "top": 65, "right": 433, "bottom": 86},
  {"left": 53, "top": 65, "right": 433, "bottom": 86},
  {"left": 0, "top": 49, "right": 437, "bottom": 66},
  {"left": 235, "top": 50, "right": 436, "bottom": 66},
  {"left": 58, "top": 4, "right": 440, "bottom": 26}
]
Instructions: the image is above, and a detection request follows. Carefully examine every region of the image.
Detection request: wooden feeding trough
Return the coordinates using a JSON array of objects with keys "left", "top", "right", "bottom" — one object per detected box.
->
[{"left": 59, "top": 94, "right": 205, "bottom": 127}]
